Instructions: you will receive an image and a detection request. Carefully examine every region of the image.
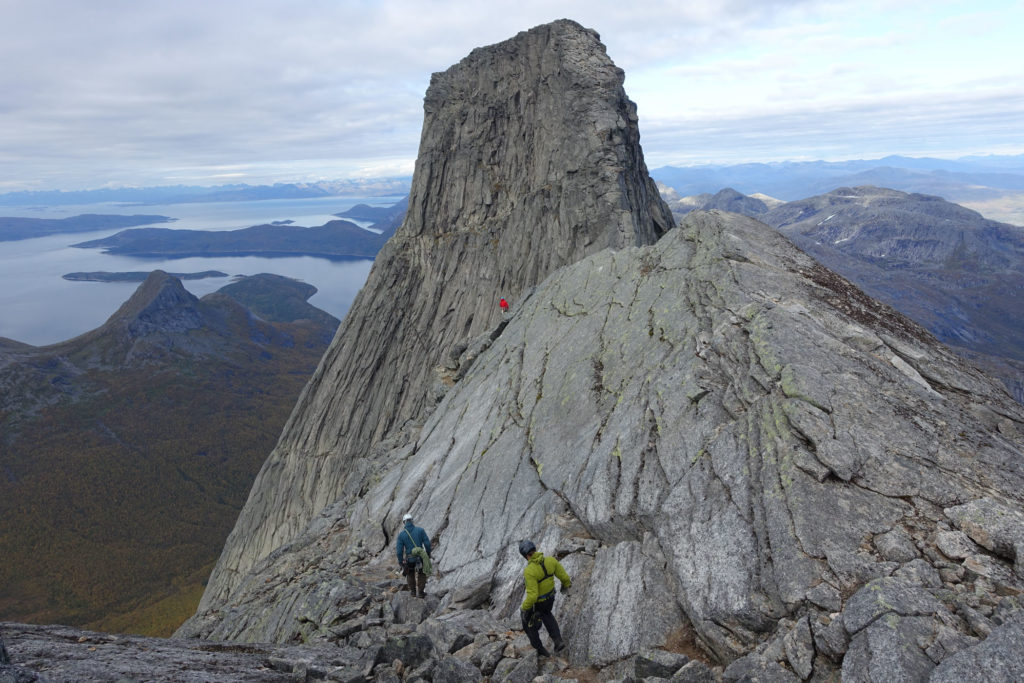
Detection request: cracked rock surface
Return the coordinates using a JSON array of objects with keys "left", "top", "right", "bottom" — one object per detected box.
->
[
  {"left": 169, "top": 17, "right": 1024, "bottom": 682},
  {"left": 175, "top": 209, "right": 1024, "bottom": 681},
  {"left": 198, "top": 18, "right": 673, "bottom": 611}
]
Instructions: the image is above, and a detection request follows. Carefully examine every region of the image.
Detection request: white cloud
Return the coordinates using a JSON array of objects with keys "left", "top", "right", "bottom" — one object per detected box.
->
[{"left": 0, "top": 0, "right": 1021, "bottom": 191}]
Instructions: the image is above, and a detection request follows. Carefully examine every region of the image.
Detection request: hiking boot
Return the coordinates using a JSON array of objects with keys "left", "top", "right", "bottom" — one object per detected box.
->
[
  {"left": 554, "top": 638, "right": 567, "bottom": 653},
  {"left": 536, "top": 648, "right": 551, "bottom": 658}
]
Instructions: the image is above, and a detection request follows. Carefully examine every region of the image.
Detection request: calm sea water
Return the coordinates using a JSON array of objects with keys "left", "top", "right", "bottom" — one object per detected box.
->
[{"left": 0, "top": 196, "right": 400, "bottom": 346}]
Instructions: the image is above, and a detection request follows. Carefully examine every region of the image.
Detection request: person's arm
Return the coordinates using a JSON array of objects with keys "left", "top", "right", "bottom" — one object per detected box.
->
[{"left": 396, "top": 534, "right": 405, "bottom": 564}]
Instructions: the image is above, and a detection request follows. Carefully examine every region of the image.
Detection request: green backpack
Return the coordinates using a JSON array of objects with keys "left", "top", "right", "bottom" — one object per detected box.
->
[{"left": 405, "top": 529, "right": 433, "bottom": 576}]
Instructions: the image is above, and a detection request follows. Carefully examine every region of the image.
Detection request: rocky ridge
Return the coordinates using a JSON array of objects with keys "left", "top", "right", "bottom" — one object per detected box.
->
[
  {"left": 173, "top": 206, "right": 1024, "bottom": 681},
  {"left": 197, "top": 18, "right": 673, "bottom": 612},
  {"left": 656, "top": 184, "right": 1024, "bottom": 404},
  {"left": 762, "top": 186, "right": 1024, "bottom": 402},
  {"left": 156, "top": 18, "right": 1024, "bottom": 682}
]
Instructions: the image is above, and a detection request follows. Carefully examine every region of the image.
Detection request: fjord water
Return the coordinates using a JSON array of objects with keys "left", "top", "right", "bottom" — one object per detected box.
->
[{"left": 0, "top": 196, "right": 396, "bottom": 345}]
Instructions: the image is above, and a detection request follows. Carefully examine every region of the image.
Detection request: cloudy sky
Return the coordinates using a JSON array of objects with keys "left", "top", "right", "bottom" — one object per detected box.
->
[{"left": 2, "top": 0, "right": 1022, "bottom": 192}]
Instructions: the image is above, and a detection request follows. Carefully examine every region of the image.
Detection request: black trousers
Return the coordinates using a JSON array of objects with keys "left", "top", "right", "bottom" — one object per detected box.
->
[
  {"left": 403, "top": 561, "right": 427, "bottom": 596},
  {"left": 522, "top": 595, "right": 562, "bottom": 653}
]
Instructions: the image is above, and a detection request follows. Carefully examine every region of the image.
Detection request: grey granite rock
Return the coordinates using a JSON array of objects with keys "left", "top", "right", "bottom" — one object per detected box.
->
[
  {"left": 811, "top": 614, "right": 849, "bottom": 662},
  {"left": 945, "top": 498, "right": 1024, "bottom": 573},
  {"left": 493, "top": 652, "right": 538, "bottom": 683},
  {"left": 0, "top": 666, "right": 49, "bottom": 683},
  {"left": 448, "top": 579, "right": 491, "bottom": 611},
  {"left": 417, "top": 611, "right": 500, "bottom": 656},
  {"left": 874, "top": 528, "right": 919, "bottom": 562},
  {"left": 842, "top": 578, "right": 946, "bottom": 635},
  {"left": 176, "top": 206, "right": 1024, "bottom": 679},
  {"left": 722, "top": 653, "right": 799, "bottom": 682},
  {"left": 2, "top": 622, "right": 371, "bottom": 682},
  {"left": 375, "top": 633, "right": 436, "bottom": 670},
  {"left": 432, "top": 654, "right": 483, "bottom": 683},
  {"left": 197, "top": 17, "right": 674, "bottom": 612},
  {"left": 842, "top": 615, "right": 937, "bottom": 682},
  {"left": 671, "top": 660, "right": 717, "bottom": 683},
  {"left": 935, "top": 530, "right": 978, "bottom": 560},
  {"left": 465, "top": 639, "right": 506, "bottom": 676},
  {"left": 782, "top": 616, "right": 814, "bottom": 680},
  {"left": 391, "top": 592, "right": 434, "bottom": 625},
  {"left": 173, "top": 17, "right": 1024, "bottom": 683},
  {"left": 804, "top": 583, "right": 842, "bottom": 613},
  {"left": 930, "top": 610, "right": 1024, "bottom": 682},
  {"left": 894, "top": 558, "right": 943, "bottom": 589},
  {"left": 635, "top": 649, "right": 690, "bottom": 678}
]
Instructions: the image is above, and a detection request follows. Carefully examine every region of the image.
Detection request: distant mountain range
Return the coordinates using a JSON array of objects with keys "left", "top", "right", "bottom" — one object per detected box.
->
[
  {"left": 650, "top": 153, "right": 1024, "bottom": 204},
  {"left": 661, "top": 185, "right": 1024, "bottom": 402},
  {"left": 2, "top": 153, "right": 1020, "bottom": 214},
  {"left": 0, "top": 179, "right": 412, "bottom": 207},
  {"left": 0, "top": 272, "right": 339, "bottom": 636}
]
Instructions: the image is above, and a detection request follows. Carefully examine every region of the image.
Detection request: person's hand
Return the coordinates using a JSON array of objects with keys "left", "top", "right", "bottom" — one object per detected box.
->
[{"left": 561, "top": 584, "right": 571, "bottom": 595}]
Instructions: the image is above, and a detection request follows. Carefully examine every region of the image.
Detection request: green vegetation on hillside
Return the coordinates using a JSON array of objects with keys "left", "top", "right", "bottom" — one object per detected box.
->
[{"left": 0, "top": 273, "right": 338, "bottom": 636}]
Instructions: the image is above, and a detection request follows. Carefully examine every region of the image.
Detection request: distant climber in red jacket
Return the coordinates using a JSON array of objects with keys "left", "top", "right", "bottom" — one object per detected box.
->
[{"left": 500, "top": 297, "right": 509, "bottom": 314}]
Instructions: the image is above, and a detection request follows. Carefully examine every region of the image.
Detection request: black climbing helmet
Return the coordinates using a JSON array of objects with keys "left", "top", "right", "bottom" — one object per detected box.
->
[{"left": 519, "top": 539, "right": 536, "bottom": 558}]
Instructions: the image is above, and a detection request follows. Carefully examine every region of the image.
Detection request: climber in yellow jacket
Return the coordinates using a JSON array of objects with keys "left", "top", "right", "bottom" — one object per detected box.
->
[{"left": 518, "top": 539, "right": 571, "bottom": 657}]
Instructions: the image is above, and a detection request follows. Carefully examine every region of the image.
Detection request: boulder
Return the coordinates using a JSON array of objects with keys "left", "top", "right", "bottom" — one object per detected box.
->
[
  {"left": 375, "top": 634, "right": 436, "bottom": 670},
  {"left": 945, "top": 498, "right": 1024, "bottom": 575},
  {"left": 432, "top": 654, "right": 483, "bottom": 683},
  {"left": 391, "top": 592, "right": 434, "bottom": 625},
  {"left": 492, "top": 652, "right": 539, "bottom": 683},
  {"left": 841, "top": 616, "right": 937, "bottom": 682},
  {"left": 931, "top": 610, "right": 1024, "bottom": 682},
  {"left": 417, "top": 618, "right": 474, "bottom": 655},
  {"left": 671, "top": 660, "right": 717, "bottom": 682},
  {"left": 635, "top": 649, "right": 690, "bottom": 678}
]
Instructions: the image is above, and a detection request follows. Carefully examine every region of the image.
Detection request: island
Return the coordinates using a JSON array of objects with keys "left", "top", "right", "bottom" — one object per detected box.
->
[
  {"left": 72, "top": 219, "right": 388, "bottom": 260},
  {"left": 63, "top": 270, "right": 228, "bottom": 283},
  {"left": 333, "top": 197, "right": 407, "bottom": 223},
  {"left": 0, "top": 214, "right": 174, "bottom": 241}
]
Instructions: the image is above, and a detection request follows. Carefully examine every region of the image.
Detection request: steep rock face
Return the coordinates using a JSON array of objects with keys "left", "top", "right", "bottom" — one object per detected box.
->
[
  {"left": 199, "top": 19, "right": 673, "bottom": 610},
  {"left": 181, "top": 211, "right": 1024, "bottom": 680}
]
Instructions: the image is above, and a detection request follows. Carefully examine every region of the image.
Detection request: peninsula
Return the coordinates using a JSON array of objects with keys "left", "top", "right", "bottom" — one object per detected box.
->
[
  {"left": 63, "top": 270, "right": 228, "bottom": 283},
  {"left": 0, "top": 214, "right": 173, "bottom": 241},
  {"left": 73, "top": 219, "right": 389, "bottom": 260}
]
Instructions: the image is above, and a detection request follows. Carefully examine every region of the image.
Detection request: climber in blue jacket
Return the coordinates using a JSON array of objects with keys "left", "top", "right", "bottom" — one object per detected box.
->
[{"left": 396, "top": 513, "right": 432, "bottom": 597}]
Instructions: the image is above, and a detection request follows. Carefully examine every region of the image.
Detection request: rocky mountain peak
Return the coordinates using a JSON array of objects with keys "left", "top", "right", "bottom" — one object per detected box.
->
[
  {"left": 196, "top": 19, "right": 674, "bottom": 609},
  {"left": 178, "top": 22, "right": 1024, "bottom": 682},
  {"left": 179, "top": 207, "right": 1024, "bottom": 680},
  {"left": 108, "top": 269, "right": 203, "bottom": 337}
]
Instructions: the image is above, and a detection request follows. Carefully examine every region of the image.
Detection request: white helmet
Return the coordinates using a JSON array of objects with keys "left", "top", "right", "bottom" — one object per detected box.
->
[{"left": 402, "top": 513, "right": 413, "bottom": 521}]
